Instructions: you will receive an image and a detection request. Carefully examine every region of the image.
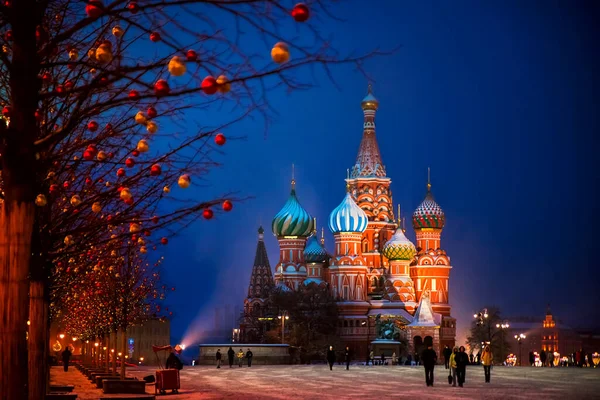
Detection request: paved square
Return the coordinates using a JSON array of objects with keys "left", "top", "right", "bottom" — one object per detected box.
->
[{"left": 125, "top": 364, "right": 599, "bottom": 399}]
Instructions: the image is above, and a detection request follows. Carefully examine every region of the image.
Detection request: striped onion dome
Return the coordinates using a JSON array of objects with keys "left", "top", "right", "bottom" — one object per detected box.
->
[
  {"left": 382, "top": 226, "right": 416, "bottom": 261},
  {"left": 304, "top": 234, "right": 328, "bottom": 263},
  {"left": 272, "top": 184, "right": 314, "bottom": 237},
  {"left": 328, "top": 192, "right": 368, "bottom": 233},
  {"left": 412, "top": 184, "right": 445, "bottom": 230}
]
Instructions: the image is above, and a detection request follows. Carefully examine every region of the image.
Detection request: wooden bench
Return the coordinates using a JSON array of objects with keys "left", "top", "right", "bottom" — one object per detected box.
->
[
  {"left": 102, "top": 379, "right": 146, "bottom": 394},
  {"left": 50, "top": 385, "right": 74, "bottom": 393},
  {"left": 96, "top": 375, "right": 136, "bottom": 388},
  {"left": 46, "top": 393, "right": 78, "bottom": 400}
]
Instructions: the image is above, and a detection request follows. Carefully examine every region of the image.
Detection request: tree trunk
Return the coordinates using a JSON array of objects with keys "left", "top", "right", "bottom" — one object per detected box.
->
[
  {"left": 0, "top": 203, "right": 35, "bottom": 399},
  {"left": 28, "top": 280, "right": 49, "bottom": 399},
  {"left": 105, "top": 335, "right": 110, "bottom": 372},
  {"left": 120, "top": 327, "right": 127, "bottom": 379},
  {"left": 112, "top": 331, "right": 117, "bottom": 375}
]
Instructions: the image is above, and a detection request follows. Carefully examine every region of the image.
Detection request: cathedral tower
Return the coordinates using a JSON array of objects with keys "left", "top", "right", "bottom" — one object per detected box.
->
[
  {"left": 244, "top": 226, "right": 275, "bottom": 315},
  {"left": 303, "top": 221, "right": 328, "bottom": 286},
  {"left": 272, "top": 175, "right": 314, "bottom": 290},
  {"left": 346, "top": 85, "right": 397, "bottom": 269}
]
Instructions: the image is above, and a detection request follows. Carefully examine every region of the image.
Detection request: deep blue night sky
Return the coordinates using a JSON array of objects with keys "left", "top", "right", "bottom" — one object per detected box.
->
[{"left": 161, "top": 1, "right": 600, "bottom": 346}]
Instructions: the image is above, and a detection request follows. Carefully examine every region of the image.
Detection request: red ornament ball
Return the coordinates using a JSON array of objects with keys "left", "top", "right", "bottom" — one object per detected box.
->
[
  {"left": 151, "top": 215, "right": 159, "bottom": 224},
  {"left": 35, "top": 109, "right": 43, "bottom": 121},
  {"left": 144, "top": 230, "right": 151, "bottom": 237},
  {"left": 5, "top": 30, "right": 12, "bottom": 41},
  {"left": 85, "top": 177, "right": 93, "bottom": 186},
  {"left": 201, "top": 76, "right": 217, "bottom": 95},
  {"left": 127, "top": 1, "right": 139, "bottom": 13},
  {"left": 222, "top": 200, "right": 233, "bottom": 212},
  {"left": 160, "top": 237, "right": 168, "bottom": 245},
  {"left": 125, "top": 158, "right": 135, "bottom": 168},
  {"left": 83, "top": 149, "right": 94, "bottom": 160},
  {"left": 42, "top": 73, "right": 52, "bottom": 84},
  {"left": 291, "top": 3, "right": 309, "bottom": 22},
  {"left": 63, "top": 181, "right": 70, "bottom": 189},
  {"left": 85, "top": 0, "right": 104, "bottom": 19},
  {"left": 2, "top": 106, "right": 11, "bottom": 118},
  {"left": 186, "top": 49, "right": 198, "bottom": 61},
  {"left": 150, "top": 32, "right": 161, "bottom": 42},
  {"left": 117, "top": 168, "right": 126, "bottom": 177},
  {"left": 154, "top": 79, "right": 170, "bottom": 96},
  {"left": 147, "top": 106, "right": 157, "bottom": 118},
  {"left": 49, "top": 184, "right": 59, "bottom": 195},
  {"left": 150, "top": 164, "right": 162, "bottom": 176},
  {"left": 214, "top": 133, "right": 226, "bottom": 146},
  {"left": 125, "top": 197, "right": 134, "bottom": 205},
  {"left": 129, "top": 90, "right": 140, "bottom": 100},
  {"left": 202, "top": 208, "right": 214, "bottom": 220},
  {"left": 64, "top": 80, "right": 74, "bottom": 90},
  {"left": 87, "top": 120, "right": 98, "bottom": 131},
  {"left": 132, "top": 150, "right": 140, "bottom": 157}
]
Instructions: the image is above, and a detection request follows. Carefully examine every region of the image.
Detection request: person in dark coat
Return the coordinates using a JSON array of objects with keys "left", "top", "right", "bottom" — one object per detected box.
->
[
  {"left": 443, "top": 346, "right": 452, "bottom": 369},
  {"left": 421, "top": 344, "right": 438, "bottom": 386},
  {"left": 529, "top": 351, "right": 535, "bottom": 366},
  {"left": 344, "top": 347, "right": 351, "bottom": 370},
  {"left": 166, "top": 352, "right": 183, "bottom": 370},
  {"left": 62, "top": 347, "right": 72, "bottom": 372},
  {"left": 539, "top": 350, "right": 547, "bottom": 367},
  {"left": 326, "top": 346, "right": 336, "bottom": 370},
  {"left": 455, "top": 346, "right": 469, "bottom": 387},
  {"left": 246, "top": 349, "right": 253, "bottom": 367},
  {"left": 227, "top": 347, "right": 235, "bottom": 368},
  {"left": 216, "top": 349, "right": 222, "bottom": 368}
]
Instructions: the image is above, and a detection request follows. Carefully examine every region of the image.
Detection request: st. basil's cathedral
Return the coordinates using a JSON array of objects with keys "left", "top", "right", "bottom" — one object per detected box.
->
[{"left": 241, "top": 86, "right": 456, "bottom": 358}]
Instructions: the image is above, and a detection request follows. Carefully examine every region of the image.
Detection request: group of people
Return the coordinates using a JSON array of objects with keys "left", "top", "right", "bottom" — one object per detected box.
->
[
  {"left": 529, "top": 349, "right": 594, "bottom": 368},
  {"left": 215, "top": 347, "right": 253, "bottom": 368},
  {"left": 435, "top": 344, "right": 493, "bottom": 387}
]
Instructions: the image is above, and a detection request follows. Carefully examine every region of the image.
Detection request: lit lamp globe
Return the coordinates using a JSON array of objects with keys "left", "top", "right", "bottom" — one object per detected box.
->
[
  {"left": 134, "top": 111, "right": 147, "bottom": 125},
  {"left": 35, "top": 194, "right": 47, "bottom": 207},
  {"left": 178, "top": 174, "right": 191, "bottom": 188},
  {"left": 136, "top": 139, "right": 150, "bottom": 153},
  {"left": 146, "top": 121, "right": 158, "bottom": 134},
  {"left": 271, "top": 42, "right": 290, "bottom": 64},
  {"left": 216, "top": 75, "right": 231, "bottom": 93},
  {"left": 168, "top": 56, "right": 187, "bottom": 77},
  {"left": 112, "top": 26, "right": 124, "bottom": 38},
  {"left": 95, "top": 42, "right": 113, "bottom": 63}
]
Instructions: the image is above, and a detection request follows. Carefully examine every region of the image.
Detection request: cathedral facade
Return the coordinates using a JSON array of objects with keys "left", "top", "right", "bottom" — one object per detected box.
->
[{"left": 242, "top": 87, "right": 456, "bottom": 359}]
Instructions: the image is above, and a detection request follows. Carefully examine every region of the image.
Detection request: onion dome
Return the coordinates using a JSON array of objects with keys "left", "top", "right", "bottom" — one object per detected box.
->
[
  {"left": 304, "top": 234, "right": 328, "bottom": 263},
  {"left": 412, "top": 172, "right": 445, "bottom": 230},
  {"left": 329, "top": 190, "right": 368, "bottom": 234},
  {"left": 382, "top": 226, "right": 416, "bottom": 261},
  {"left": 272, "top": 180, "right": 314, "bottom": 237},
  {"left": 361, "top": 84, "right": 379, "bottom": 111}
]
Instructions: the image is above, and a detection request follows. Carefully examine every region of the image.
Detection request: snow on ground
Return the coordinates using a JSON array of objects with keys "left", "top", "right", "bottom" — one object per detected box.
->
[{"left": 52, "top": 364, "right": 600, "bottom": 399}]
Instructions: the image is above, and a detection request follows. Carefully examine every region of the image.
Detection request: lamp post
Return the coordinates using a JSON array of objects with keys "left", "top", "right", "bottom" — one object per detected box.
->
[
  {"left": 514, "top": 333, "right": 526, "bottom": 366},
  {"left": 474, "top": 309, "right": 491, "bottom": 343},
  {"left": 278, "top": 313, "right": 289, "bottom": 344},
  {"left": 495, "top": 322, "right": 510, "bottom": 364}
]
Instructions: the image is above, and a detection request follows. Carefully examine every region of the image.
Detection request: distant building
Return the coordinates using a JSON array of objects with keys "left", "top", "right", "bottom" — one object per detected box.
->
[{"left": 239, "top": 86, "right": 457, "bottom": 359}]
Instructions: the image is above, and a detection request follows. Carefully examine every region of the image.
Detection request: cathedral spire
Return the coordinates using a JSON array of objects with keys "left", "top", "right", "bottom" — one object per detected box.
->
[
  {"left": 247, "top": 226, "right": 274, "bottom": 299},
  {"left": 352, "top": 85, "right": 386, "bottom": 178}
]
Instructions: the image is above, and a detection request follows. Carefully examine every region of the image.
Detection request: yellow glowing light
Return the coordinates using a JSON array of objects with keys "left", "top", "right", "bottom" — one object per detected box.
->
[
  {"left": 94, "top": 342, "right": 99, "bottom": 347},
  {"left": 59, "top": 334, "right": 65, "bottom": 339},
  {"left": 27, "top": 320, "right": 30, "bottom": 326}
]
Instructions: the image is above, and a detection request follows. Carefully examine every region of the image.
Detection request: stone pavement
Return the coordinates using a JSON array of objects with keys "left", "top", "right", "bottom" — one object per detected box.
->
[{"left": 124, "top": 363, "right": 600, "bottom": 399}]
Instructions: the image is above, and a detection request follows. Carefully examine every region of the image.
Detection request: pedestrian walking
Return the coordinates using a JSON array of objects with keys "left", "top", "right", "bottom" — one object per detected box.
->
[
  {"left": 344, "top": 347, "right": 351, "bottom": 370},
  {"left": 327, "top": 346, "right": 336, "bottom": 370},
  {"left": 529, "top": 351, "right": 535, "bottom": 366},
  {"left": 455, "top": 346, "right": 469, "bottom": 387},
  {"left": 481, "top": 345, "right": 493, "bottom": 383},
  {"left": 547, "top": 351, "right": 554, "bottom": 367},
  {"left": 216, "top": 349, "right": 222, "bottom": 369},
  {"left": 246, "top": 349, "right": 253, "bottom": 367},
  {"left": 237, "top": 349, "right": 244, "bottom": 367},
  {"left": 443, "top": 345, "right": 451, "bottom": 369},
  {"left": 540, "top": 350, "right": 547, "bottom": 367},
  {"left": 369, "top": 350, "right": 374, "bottom": 366},
  {"left": 422, "top": 344, "right": 438, "bottom": 386},
  {"left": 227, "top": 347, "right": 235, "bottom": 368},
  {"left": 392, "top": 352, "right": 397, "bottom": 366},
  {"left": 449, "top": 347, "right": 458, "bottom": 386},
  {"left": 166, "top": 351, "right": 183, "bottom": 370},
  {"left": 380, "top": 352, "right": 385, "bottom": 365},
  {"left": 62, "top": 347, "right": 72, "bottom": 372}
]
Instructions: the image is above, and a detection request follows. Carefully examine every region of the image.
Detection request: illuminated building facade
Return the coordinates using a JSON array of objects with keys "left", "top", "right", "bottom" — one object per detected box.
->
[{"left": 241, "top": 87, "right": 456, "bottom": 359}]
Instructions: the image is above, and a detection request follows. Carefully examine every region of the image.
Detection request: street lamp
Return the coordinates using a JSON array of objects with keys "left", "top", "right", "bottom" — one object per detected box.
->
[
  {"left": 278, "top": 313, "right": 290, "bottom": 344},
  {"left": 59, "top": 333, "right": 65, "bottom": 340},
  {"left": 496, "top": 322, "right": 510, "bottom": 364},
  {"left": 514, "top": 333, "right": 526, "bottom": 366}
]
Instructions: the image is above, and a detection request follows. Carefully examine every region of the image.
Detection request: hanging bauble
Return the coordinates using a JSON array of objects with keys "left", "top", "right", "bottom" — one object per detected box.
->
[
  {"left": 120, "top": 188, "right": 132, "bottom": 200},
  {"left": 127, "top": 1, "right": 139, "bottom": 13},
  {"left": 147, "top": 106, "right": 157, "bottom": 118},
  {"left": 178, "top": 174, "right": 191, "bottom": 188},
  {"left": 132, "top": 150, "right": 140, "bottom": 157},
  {"left": 95, "top": 43, "right": 113, "bottom": 63},
  {"left": 125, "top": 158, "right": 135, "bottom": 168},
  {"left": 64, "top": 80, "right": 74, "bottom": 90},
  {"left": 150, "top": 32, "right": 161, "bottom": 42},
  {"left": 168, "top": 56, "right": 186, "bottom": 77},
  {"left": 291, "top": 3, "right": 310, "bottom": 22},
  {"left": 86, "top": 120, "right": 98, "bottom": 131},
  {"left": 216, "top": 75, "right": 231, "bottom": 93},
  {"left": 130, "top": 223, "right": 141, "bottom": 233},
  {"left": 64, "top": 235, "right": 74, "bottom": 246},
  {"left": 160, "top": 237, "right": 168, "bottom": 245},
  {"left": 135, "top": 111, "right": 147, "bottom": 124},
  {"left": 201, "top": 76, "right": 217, "bottom": 95},
  {"left": 202, "top": 208, "right": 214, "bottom": 220},
  {"left": 70, "top": 195, "right": 82, "bottom": 207},
  {"left": 186, "top": 49, "right": 197, "bottom": 61},
  {"left": 91, "top": 202, "right": 102, "bottom": 213},
  {"left": 271, "top": 42, "right": 290, "bottom": 64},
  {"left": 154, "top": 79, "right": 170, "bottom": 96},
  {"left": 97, "top": 150, "right": 107, "bottom": 161},
  {"left": 150, "top": 164, "right": 162, "bottom": 176},
  {"left": 117, "top": 168, "right": 126, "bottom": 177},
  {"left": 129, "top": 90, "right": 140, "bottom": 100},
  {"left": 68, "top": 49, "right": 78, "bottom": 61},
  {"left": 42, "top": 73, "right": 52, "bottom": 84},
  {"left": 83, "top": 149, "right": 94, "bottom": 160},
  {"left": 140, "top": 246, "right": 148, "bottom": 254},
  {"left": 222, "top": 200, "right": 233, "bottom": 212},
  {"left": 85, "top": 0, "right": 104, "bottom": 19},
  {"left": 5, "top": 30, "right": 12, "bottom": 41},
  {"left": 214, "top": 133, "right": 226, "bottom": 146},
  {"left": 49, "top": 184, "right": 59, "bottom": 195},
  {"left": 163, "top": 185, "right": 170, "bottom": 193},
  {"left": 152, "top": 216, "right": 159, "bottom": 224},
  {"left": 35, "top": 194, "right": 47, "bottom": 207},
  {"left": 34, "top": 109, "right": 43, "bottom": 121},
  {"left": 87, "top": 48, "right": 96, "bottom": 60},
  {"left": 136, "top": 139, "right": 149, "bottom": 153},
  {"left": 2, "top": 105, "right": 11, "bottom": 117},
  {"left": 146, "top": 121, "right": 158, "bottom": 134},
  {"left": 85, "top": 176, "right": 93, "bottom": 186},
  {"left": 112, "top": 26, "right": 124, "bottom": 37}
]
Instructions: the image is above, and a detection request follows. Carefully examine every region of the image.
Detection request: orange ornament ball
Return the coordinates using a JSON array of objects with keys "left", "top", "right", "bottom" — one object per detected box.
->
[
  {"left": 222, "top": 200, "right": 233, "bottom": 212},
  {"left": 215, "top": 133, "right": 226, "bottom": 146},
  {"left": 154, "top": 79, "right": 170, "bottom": 96},
  {"left": 202, "top": 208, "right": 214, "bottom": 220},
  {"left": 201, "top": 76, "right": 217, "bottom": 95},
  {"left": 85, "top": 0, "right": 104, "bottom": 19},
  {"left": 291, "top": 3, "right": 310, "bottom": 22}
]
